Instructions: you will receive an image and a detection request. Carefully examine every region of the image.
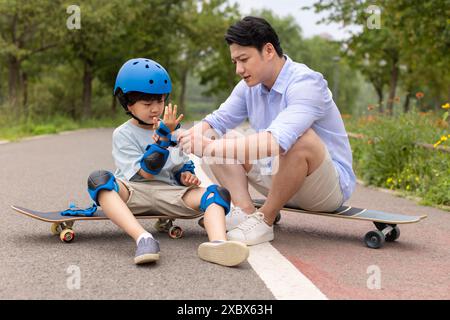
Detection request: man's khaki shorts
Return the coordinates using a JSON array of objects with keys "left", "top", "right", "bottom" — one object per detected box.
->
[
  {"left": 202, "top": 148, "right": 344, "bottom": 212},
  {"left": 117, "top": 179, "right": 203, "bottom": 218},
  {"left": 247, "top": 149, "right": 344, "bottom": 212}
]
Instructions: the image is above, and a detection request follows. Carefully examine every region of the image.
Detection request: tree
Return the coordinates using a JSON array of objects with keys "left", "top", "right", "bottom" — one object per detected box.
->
[{"left": 0, "top": 0, "right": 63, "bottom": 117}]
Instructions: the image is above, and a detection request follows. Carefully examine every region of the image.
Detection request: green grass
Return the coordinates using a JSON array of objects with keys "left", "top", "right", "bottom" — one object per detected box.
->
[
  {"left": 344, "top": 110, "right": 450, "bottom": 208},
  {"left": 0, "top": 114, "right": 129, "bottom": 142}
]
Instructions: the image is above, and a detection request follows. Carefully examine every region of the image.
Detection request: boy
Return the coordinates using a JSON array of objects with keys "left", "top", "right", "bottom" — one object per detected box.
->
[{"left": 88, "top": 58, "right": 249, "bottom": 266}]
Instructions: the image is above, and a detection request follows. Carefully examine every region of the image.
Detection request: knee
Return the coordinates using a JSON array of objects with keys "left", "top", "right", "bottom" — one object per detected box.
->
[
  {"left": 87, "top": 170, "right": 119, "bottom": 205},
  {"left": 288, "top": 129, "right": 322, "bottom": 157}
]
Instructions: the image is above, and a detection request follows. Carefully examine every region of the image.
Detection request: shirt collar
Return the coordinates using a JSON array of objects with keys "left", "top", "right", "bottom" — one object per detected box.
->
[{"left": 259, "top": 54, "right": 292, "bottom": 96}]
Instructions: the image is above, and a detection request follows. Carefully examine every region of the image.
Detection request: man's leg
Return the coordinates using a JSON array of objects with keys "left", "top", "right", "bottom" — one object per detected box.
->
[
  {"left": 201, "top": 130, "right": 256, "bottom": 214},
  {"left": 259, "top": 128, "right": 326, "bottom": 225},
  {"left": 203, "top": 162, "right": 255, "bottom": 214}
]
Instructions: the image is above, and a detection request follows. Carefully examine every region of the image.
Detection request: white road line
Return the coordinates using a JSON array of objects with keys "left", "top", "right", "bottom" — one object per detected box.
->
[
  {"left": 247, "top": 243, "right": 327, "bottom": 300},
  {"left": 190, "top": 155, "right": 328, "bottom": 300}
]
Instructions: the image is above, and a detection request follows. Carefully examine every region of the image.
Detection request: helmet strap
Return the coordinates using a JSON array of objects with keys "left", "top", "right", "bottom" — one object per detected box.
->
[{"left": 125, "top": 111, "right": 154, "bottom": 126}]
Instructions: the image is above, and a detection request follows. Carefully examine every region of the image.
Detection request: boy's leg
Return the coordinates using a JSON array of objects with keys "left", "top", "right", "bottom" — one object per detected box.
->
[
  {"left": 97, "top": 180, "right": 147, "bottom": 242},
  {"left": 182, "top": 187, "right": 226, "bottom": 241},
  {"left": 97, "top": 179, "right": 159, "bottom": 264},
  {"left": 182, "top": 187, "right": 249, "bottom": 267}
]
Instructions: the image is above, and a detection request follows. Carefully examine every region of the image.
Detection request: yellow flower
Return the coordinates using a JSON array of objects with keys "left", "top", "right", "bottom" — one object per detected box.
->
[
  {"left": 442, "top": 103, "right": 450, "bottom": 109},
  {"left": 386, "top": 177, "right": 393, "bottom": 184},
  {"left": 441, "top": 135, "right": 448, "bottom": 141},
  {"left": 434, "top": 140, "right": 442, "bottom": 148}
]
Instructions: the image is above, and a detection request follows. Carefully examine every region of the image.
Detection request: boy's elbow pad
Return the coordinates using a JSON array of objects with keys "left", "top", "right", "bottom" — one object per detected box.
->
[{"left": 140, "top": 144, "right": 170, "bottom": 175}]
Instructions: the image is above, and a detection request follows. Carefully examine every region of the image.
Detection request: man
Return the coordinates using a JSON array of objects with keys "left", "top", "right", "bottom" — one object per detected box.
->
[{"left": 178, "top": 16, "right": 356, "bottom": 246}]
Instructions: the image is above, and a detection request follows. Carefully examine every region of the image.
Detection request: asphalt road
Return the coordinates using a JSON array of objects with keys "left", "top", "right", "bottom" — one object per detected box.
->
[{"left": 0, "top": 128, "right": 448, "bottom": 299}]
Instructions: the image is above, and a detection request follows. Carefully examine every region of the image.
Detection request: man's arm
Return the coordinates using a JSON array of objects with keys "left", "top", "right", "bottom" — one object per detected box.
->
[{"left": 205, "top": 131, "right": 280, "bottom": 163}]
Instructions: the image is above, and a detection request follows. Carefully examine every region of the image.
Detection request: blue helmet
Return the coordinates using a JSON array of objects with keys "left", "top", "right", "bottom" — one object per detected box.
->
[{"left": 114, "top": 58, "right": 172, "bottom": 101}]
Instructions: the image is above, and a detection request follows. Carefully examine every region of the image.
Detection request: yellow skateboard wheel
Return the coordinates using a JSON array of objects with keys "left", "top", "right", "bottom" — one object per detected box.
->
[{"left": 60, "top": 229, "right": 75, "bottom": 243}]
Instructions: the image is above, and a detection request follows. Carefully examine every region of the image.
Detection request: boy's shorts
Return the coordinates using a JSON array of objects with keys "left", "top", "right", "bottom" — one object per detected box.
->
[
  {"left": 247, "top": 148, "right": 344, "bottom": 212},
  {"left": 116, "top": 179, "right": 203, "bottom": 218}
]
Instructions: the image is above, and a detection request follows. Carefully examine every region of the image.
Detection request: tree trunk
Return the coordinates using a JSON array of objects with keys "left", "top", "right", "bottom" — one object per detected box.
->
[
  {"left": 82, "top": 60, "right": 93, "bottom": 119},
  {"left": 386, "top": 58, "right": 399, "bottom": 116},
  {"left": 21, "top": 71, "right": 28, "bottom": 120},
  {"left": 8, "top": 55, "right": 21, "bottom": 113},
  {"left": 111, "top": 94, "right": 117, "bottom": 115},
  {"left": 375, "top": 85, "right": 384, "bottom": 114},
  {"left": 178, "top": 68, "right": 188, "bottom": 117},
  {"left": 403, "top": 92, "right": 411, "bottom": 113}
]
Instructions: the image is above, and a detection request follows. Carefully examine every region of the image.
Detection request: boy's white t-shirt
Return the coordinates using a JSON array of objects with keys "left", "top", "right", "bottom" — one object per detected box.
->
[{"left": 112, "top": 120, "right": 189, "bottom": 184}]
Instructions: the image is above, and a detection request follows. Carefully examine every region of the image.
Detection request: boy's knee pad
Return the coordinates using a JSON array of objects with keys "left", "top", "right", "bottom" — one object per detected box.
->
[
  {"left": 199, "top": 185, "right": 231, "bottom": 215},
  {"left": 140, "top": 144, "right": 170, "bottom": 175},
  {"left": 87, "top": 170, "right": 119, "bottom": 206}
]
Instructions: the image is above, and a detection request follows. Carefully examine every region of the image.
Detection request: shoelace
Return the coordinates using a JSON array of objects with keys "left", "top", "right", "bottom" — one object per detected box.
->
[
  {"left": 237, "top": 212, "right": 265, "bottom": 231},
  {"left": 230, "top": 206, "right": 245, "bottom": 216}
]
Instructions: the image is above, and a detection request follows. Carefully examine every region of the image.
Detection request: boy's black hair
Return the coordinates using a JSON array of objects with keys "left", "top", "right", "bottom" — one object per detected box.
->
[
  {"left": 224, "top": 16, "right": 283, "bottom": 57},
  {"left": 125, "top": 91, "right": 164, "bottom": 107}
]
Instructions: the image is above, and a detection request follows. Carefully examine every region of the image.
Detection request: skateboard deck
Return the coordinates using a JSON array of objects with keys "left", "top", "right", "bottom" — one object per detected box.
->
[
  {"left": 252, "top": 199, "right": 427, "bottom": 249},
  {"left": 11, "top": 205, "right": 204, "bottom": 243}
]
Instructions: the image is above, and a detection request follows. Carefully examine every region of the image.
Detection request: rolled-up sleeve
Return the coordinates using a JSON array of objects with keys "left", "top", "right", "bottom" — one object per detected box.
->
[
  {"left": 266, "top": 73, "right": 332, "bottom": 153},
  {"left": 203, "top": 80, "right": 248, "bottom": 135}
]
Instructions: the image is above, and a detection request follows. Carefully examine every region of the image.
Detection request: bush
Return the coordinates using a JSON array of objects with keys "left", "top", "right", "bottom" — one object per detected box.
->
[{"left": 346, "top": 111, "right": 450, "bottom": 206}]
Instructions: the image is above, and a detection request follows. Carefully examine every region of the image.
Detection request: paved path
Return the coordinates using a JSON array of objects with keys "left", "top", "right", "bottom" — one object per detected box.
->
[{"left": 0, "top": 128, "right": 448, "bottom": 299}]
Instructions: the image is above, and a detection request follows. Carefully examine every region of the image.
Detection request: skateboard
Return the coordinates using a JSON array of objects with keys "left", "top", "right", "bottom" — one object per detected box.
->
[
  {"left": 252, "top": 199, "right": 427, "bottom": 249},
  {"left": 10, "top": 205, "right": 204, "bottom": 243}
]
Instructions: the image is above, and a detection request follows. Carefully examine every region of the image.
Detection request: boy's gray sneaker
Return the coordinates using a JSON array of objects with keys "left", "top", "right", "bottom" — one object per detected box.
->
[{"left": 134, "top": 237, "right": 160, "bottom": 264}]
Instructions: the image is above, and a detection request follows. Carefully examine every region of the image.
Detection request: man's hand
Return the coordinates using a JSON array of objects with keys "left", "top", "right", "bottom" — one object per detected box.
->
[
  {"left": 180, "top": 172, "right": 201, "bottom": 186},
  {"left": 177, "top": 128, "right": 213, "bottom": 157}
]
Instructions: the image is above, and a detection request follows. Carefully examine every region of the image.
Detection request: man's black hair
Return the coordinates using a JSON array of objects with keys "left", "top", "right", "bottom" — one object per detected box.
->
[{"left": 225, "top": 16, "right": 283, "bottom": 57}]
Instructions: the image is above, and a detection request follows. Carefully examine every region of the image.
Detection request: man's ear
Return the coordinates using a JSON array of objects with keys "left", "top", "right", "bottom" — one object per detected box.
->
[{"left": 264, "top": 43, "right": 276, "bottom": 60}]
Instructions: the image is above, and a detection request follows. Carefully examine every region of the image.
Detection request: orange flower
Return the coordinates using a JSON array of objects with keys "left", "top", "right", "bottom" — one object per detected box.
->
[{"left": 415, "top": 92, "right": 424, "bottom": 99}]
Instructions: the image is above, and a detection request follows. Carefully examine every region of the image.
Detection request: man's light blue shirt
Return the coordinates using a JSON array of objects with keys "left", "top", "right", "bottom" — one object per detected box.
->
[{"left": 203, "top": 55, "right": 356, "bottom": 202}]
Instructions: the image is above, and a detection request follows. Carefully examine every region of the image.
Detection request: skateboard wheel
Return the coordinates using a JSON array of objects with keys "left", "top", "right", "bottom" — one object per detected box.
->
[
  {"left": 364, "top": 230, "right": 385, "bottom": 249},
  {"left": 154, "top": 219, "right": 172, "bottom": 232},
  {"left": 274, "top": 213, "right": 281, "bottom": 225},
  {"left": 51, "top": 223, "right": 62, "bottom": 235},
  {"left": 385, "top": 226, "right": 400, "bottom": 242},
  {"left": 198, "top": 217, "right": 205, "bottom": 229},
  {"left": 168, "top": 226, "right": 183, "bottom": 239},
  {"left": 60, "top": 229, "right": 75, "bottom": 243}
]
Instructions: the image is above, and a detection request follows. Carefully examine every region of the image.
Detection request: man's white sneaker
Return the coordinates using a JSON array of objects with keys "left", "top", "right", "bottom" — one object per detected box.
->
[
  {"left": 227, "top": 212, "right": 274, "bottom": 246},
  {"left": 226, "top": 206, "right": 250, "bottom": 231}
]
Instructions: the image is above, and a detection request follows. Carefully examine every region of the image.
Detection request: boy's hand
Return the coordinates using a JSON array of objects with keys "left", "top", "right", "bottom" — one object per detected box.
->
[
  {"left": 180, "top": 172, "right": 201, "bottom": 187},
  {"left": 154, "top": 103, "right": 183, "bottom": 133}
]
